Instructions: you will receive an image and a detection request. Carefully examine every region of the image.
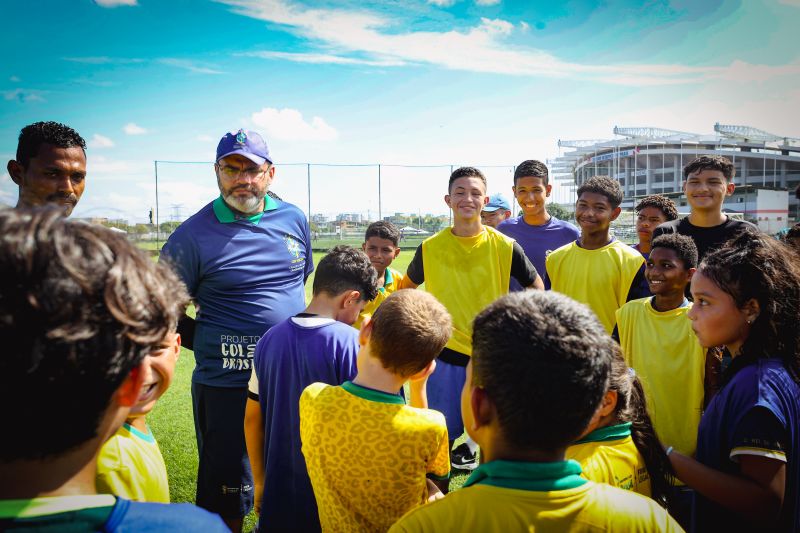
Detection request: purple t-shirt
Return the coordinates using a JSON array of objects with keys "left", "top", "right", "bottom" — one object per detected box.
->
[
  {"left": 252, "top": 316, "right": 359, "bottom": 533},
  {"left": 497, "top": 216, "right": 580, "bottom": 290},
  {"left": 696, "top": 359, "right": 800, "bottom": 532}
]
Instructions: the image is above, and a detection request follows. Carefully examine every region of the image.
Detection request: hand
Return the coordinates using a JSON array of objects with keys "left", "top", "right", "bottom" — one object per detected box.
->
[{"left": 426, "top": 478, "right": 444, "bottom": 502}]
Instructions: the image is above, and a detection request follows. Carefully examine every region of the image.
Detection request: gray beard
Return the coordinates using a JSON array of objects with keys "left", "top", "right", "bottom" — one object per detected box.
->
[{"left": 223, "top": 192, "right": 262, "bottom": 214}]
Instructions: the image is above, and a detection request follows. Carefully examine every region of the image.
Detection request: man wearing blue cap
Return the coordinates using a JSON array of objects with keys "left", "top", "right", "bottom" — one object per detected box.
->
[
  {"left": 480, "top": 193, "right": 512, "bottom": 228},
  {"left": 160, "top": 129, "right": 313, "bottom": 532}
]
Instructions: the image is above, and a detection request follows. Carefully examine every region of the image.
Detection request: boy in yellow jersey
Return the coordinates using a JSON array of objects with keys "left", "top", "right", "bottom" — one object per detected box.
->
[
  {"left": 389, "top": 291, "right": 682, "bottom": 532},
  {"left": 400, "top": 167, "right": 543, "bottom": 473},
  {"left": 354, "top": 220, "right": 404, "bottom": 330},
  {"left": 300, "top": 290, "right": 452, "bottom": 532},
  {"left": 546, "top": 175, "right": 647, "bottom": 334},
  {"left": 615, "top": 234, "right": 707, "bottom": 457},
  {"left": 615, "top": 233, "right": 718, "bottom": 528},
  {"left": 96, "top": 333, "right": 181, "bottom": 503}
]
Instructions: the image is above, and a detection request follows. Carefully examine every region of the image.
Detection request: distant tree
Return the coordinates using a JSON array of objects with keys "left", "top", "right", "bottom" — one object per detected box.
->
[
  {"left": 159, "top": 221, "right": 182, "bottom": 234},
  {"left": 546, "top": 203, "right": 573, "bottom": 221}
]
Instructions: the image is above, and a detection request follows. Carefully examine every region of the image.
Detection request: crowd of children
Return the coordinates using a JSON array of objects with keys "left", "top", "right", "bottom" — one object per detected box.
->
[{"left": 1, "top": 152, "right": 799, "bottom": 532}]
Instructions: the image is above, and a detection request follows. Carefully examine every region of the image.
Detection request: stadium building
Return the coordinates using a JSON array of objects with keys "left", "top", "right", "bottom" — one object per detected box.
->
[{"left": 551, "top": 124, "right": 800, "bottom": 232}]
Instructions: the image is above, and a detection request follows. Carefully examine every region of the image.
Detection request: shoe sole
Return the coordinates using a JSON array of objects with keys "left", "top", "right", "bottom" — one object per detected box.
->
[{"left": 450, "top": 461, "right": 479, "bottom": 471}]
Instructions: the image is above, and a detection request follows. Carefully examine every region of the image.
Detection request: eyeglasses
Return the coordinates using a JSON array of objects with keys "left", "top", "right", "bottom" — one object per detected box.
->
[{"left": 216, "top": 164, "right": 268, "bottom": 180}]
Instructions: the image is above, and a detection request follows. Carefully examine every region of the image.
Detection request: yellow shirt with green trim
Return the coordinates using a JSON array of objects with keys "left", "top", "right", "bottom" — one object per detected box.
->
[
  {"left": 96, "top": 422, "right": 170, "bottom": 503},
  {"left": 566, "top": 422, "right": 651, "bottom": 497},
  {"left": 617, "top": 297, "right": 705, "bottom": 457},
  {"left": 422, "top": 227, "right": 514, "bottom": 356},
  {"left": 389, "top": 459, "right": 682, "bottom": 532},
  {"left": 300, "top": 381, "right": 450, "bottom": 533},
  {"left": 546, "top": 240, "right": 645, "bottom": 334},
  {"left": 354, "top": 267, "right": 404, "bottom": 330}
]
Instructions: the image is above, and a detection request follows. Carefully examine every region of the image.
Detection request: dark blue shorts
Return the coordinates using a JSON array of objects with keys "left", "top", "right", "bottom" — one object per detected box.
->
[
  {"left": 427, "top": 356, "right": 467, "bottom": 444},
  {"left": 192, "top": 382, "right": 254, "bottom": 518}
]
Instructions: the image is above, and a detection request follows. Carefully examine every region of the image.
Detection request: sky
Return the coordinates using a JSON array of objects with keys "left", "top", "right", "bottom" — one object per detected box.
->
[{"left": 1, "top": 0, "right": 799, "bottom": 223}]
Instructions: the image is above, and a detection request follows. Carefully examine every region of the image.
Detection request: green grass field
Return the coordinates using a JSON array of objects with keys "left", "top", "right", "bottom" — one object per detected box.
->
[{"left": 148, "top": 250, "right": 468, "bottom": 532}]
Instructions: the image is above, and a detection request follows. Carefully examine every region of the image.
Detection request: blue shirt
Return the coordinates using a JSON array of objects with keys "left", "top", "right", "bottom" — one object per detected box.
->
[
  {"left": 497, "top": 216, "right": 580, "bottom": 290},
  {"left": 252, "top": 316, "right": 360, "bottom": 533},
  {"left": 160, "top": 195, "right": 313, "bottom": 387},
  {"left": 696, "top": 359, "right": 800, "bottom": 532}
]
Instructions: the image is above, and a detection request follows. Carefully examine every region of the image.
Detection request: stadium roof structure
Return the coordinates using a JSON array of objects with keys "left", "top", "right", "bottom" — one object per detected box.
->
[{"left": 550, "top": 123, "right": 800, "bottom": 187}]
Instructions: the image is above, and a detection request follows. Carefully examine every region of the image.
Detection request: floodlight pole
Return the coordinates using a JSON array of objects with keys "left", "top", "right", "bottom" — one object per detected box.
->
[
  {"left": 378, "top": 164, "right": 382, "bottom": 221},
  {"left": 154, "top": 161, "right": 160, "bottom": 249}
]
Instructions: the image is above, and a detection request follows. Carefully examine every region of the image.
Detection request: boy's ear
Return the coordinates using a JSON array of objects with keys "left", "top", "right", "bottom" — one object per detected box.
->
[
  {"left": 444, "top": 194, "right": 452, "bottom": 209},
  {"left": 545, "top": 183, "right": 552, "bottom": 197},
  {"left": 610, "top": 206, "right": 622, "bottom": 221},
  {"left": 173, "top": 333, "right": 182, "bottom": 361},
  {"left": 686, "top": 267, "right": 697, "bottom": 282},
  {"left": 116, "top": 364, "right": 145, "bottom": 408},
  {"left": 392, "top": 247, "right": 400, "bottom": 259},
  {"left": 7, "top": 160, "right": 24, "bottom": 184},
  {"left": 511, "top": 185, "right": 517, "bottom": 196},
  {"left": 361, "top": 242, "right": 367, "bottom": 252},
  {"left": 409, "top": 359, "right": 436, "bottom": 382},
  {"left": 470, "top": 386, "right": 494, "bottom": 430},
  {"left": 483, "top": 196, "right": 489, "bottom": 206},
  {"left": 344, "top": 289, "right": 361, "bottom": 308},
  {"left": 725, "top": 181, "right": 735, "bottom": 197},
  {"left": 359, "top": 316, "right": 373, "bottom": 346},
  {"left": 598, "top": 390, "right": 618, "bottom": 418}
]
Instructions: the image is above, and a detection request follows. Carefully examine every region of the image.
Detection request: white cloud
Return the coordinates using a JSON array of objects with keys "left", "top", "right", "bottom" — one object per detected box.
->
[
  {"left": 123, "top": 122, "right": 148, "bottom": 135},
  {"left": 428, "top": 0, "right": 456, "bottom": 6},
  {"left": 778, "top": 0, "right": 800, "bottom": 6},
  {"left": 250, "top": 107, "right": 339, "bottom": 142},
  {"left": 94, "top": 0, "right": 138, "bottom": 7},
  {"left": 476, "top": 0, "right": 501, "bottom": 5},
  {"left": 89, "top": 134, "right": 115, "bottom": 149},
  {"left": 197, "top": 134, "right": 215, "bottom": 142},
  {"left": 0, "top": 172, "right": 15, "bottom": 206},
  {"left": 9, "top": 75, "right": 20, "bottom": 82},
  {"left": 158, "top": 58, "right": 224, "bottom": 75},
  {"left": 3, "top": 88, "right": 45, "bottom": 103},
  {"left": 216, "top": 0, "right": 800, "bottom": 87},
  {"left": 238, "top": 50, "right": 405, "bottom": 67}
]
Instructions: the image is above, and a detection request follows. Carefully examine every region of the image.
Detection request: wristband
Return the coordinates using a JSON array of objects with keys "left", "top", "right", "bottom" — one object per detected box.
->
[{"left": 665, "top": 446, "right": 674, "bottom": 456}]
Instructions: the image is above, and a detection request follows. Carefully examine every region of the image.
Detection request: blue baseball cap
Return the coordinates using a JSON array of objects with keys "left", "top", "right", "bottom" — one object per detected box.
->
[
  {"left": 216, "top": 129, "right": 272, "bottom": 165},
  {"left": 483, "top": 193, "right": 511, "bottom": 212}
]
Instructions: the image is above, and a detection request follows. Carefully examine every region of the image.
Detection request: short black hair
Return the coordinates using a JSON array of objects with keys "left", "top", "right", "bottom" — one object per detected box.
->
[
  {"left": 15, "top": 121, "right": 86, "bottom": 167},
  {"left": 683, "top": 155, "right": 734, "bottom": 182},
  {"left": 786, "top": 222, "right": 800, "bottom": 242},
  {"left": 471, "top": 291, "right": 612, "bottom": 451},
  {"left": 0, "top": 208, "right": 189, "bottom": 460},
  {"left": 312, "top": 245, "right": 379, "bottom": 301},
  {"left": 576, "top": 175, "right": 623, "bottom": 209},
  {"left": 448, "top": 166, "right": 486, "bottom": 192},
  {"left": 364, "top": 220, "right": 400, "bottom": 247},
  {"left": 635, "top": 195, "right": 678, "bottom": 221},
  {"left": 651, "top": 233, "right": 698, "bottom": 269},
  {"left": 514, "top": 160, "right": 548, "bottom": 186}
]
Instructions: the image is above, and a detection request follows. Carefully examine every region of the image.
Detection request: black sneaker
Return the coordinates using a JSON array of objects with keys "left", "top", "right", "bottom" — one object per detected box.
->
[{"left": 450, "top": 443, "right": 478, "bottom": 471}]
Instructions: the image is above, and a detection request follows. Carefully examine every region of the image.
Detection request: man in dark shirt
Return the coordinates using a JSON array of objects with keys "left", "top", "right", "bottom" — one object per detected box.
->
[{"left": 653, "top": 155, "right": 757, "bottom": 261}]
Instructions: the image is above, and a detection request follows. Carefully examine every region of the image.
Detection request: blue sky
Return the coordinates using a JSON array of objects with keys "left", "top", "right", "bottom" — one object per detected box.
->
[{"left": 2, "top": 0, "right": 799, "bottom": 222}]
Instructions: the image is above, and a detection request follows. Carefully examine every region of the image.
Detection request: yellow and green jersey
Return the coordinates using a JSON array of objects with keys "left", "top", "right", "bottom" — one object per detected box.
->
[
  {"left": 389, "top": 459, "right": 682, "bottom": 532},
  {"left": 566, "top": 422, "right": 651, "bottom": 497},
  {"left": 617, "top": 298, "right": 705, "bottom": 457},
  {"left": 546, "top": 240, "right": 645, "bottom": 334},
  {"left": 300, "top": 381, "right": 449, "bottom": 532},
  {"left": 354, "top": 267, "right": 404, "bottom": 330},
  {"left": 96, "top": 422, "right": 169, "bottom": 503}
]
